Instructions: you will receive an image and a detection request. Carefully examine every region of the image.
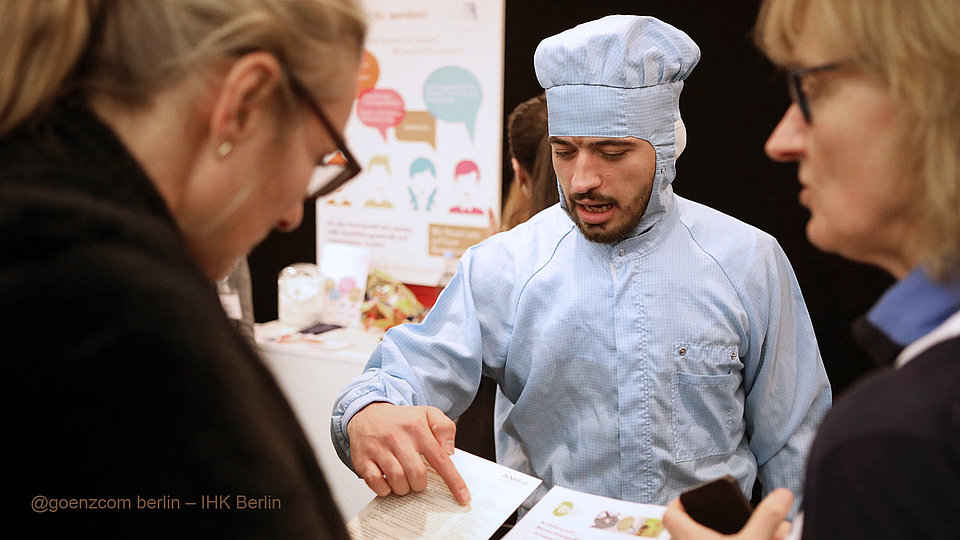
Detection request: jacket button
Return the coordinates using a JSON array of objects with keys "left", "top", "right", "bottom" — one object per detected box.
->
[{"left": 678, "top": 347, "right": 687, "bottom": 356}]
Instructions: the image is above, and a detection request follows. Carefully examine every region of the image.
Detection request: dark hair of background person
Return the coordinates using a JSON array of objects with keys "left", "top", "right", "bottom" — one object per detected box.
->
[
  {"left": 248, "top": 0, "right": 892, "bottom": 397},
  {"left": 501, "top": 93, "right": 558, "bottom": 231}
]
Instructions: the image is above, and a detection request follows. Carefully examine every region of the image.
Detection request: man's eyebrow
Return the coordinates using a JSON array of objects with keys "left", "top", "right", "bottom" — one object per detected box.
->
[
  {"left": 548, "top": 137, "right": 637, "bottom": 148},
  {"left": 590, "top": 139, "right": 635, "bottom": 148}
]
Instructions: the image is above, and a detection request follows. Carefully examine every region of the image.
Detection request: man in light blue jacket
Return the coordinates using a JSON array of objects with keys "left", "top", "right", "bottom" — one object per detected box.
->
[{"left": 332, "top": 15, "right": 830, "bottom": 516}]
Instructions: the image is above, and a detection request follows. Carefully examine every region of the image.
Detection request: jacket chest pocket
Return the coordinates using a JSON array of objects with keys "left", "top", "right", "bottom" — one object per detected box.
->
[{"left": 669, "top": 343, "right": 742, "bottom": 462}]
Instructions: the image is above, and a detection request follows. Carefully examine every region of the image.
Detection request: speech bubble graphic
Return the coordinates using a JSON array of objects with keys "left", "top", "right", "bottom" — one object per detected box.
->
[
  {"left": 357, "top": 50, "right": 379, "bottom": 93},
  {"left": 423, "top": 66, "right": 482, "bottom": 141},
  {"left": 395, "top": 110, "right": 437, "bottom": 149},
  {"left": 357, "top": 88, "right": 405, "bottom": 140}
]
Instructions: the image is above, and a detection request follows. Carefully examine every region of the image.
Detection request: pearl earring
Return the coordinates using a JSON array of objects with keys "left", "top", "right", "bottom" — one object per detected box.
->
[{"left": 217, "top": 140, "right": 233, "bottom": 157}]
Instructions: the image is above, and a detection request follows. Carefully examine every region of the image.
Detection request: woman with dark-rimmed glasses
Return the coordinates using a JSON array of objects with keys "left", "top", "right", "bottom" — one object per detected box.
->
[{"left": 3, "top": 1, "right": 364, "bottom": 537}]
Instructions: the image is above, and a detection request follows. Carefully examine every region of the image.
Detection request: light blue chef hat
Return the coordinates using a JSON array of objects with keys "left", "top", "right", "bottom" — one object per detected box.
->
[{"left": 534, "top": 15, "right": 699, "bottom": 163}]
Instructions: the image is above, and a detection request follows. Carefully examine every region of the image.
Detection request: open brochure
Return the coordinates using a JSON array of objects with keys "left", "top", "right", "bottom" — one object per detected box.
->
[
  {"left": 347, "top": 449, "right": 541, "bottom": 540},
  {"left": 505, "top": 485, "right": 669, "bottom": 539}
]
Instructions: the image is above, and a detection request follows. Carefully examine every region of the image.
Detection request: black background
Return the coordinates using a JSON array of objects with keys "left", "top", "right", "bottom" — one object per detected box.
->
[{"left": 249, "top": 0, "right": 892, "bottom": 396}]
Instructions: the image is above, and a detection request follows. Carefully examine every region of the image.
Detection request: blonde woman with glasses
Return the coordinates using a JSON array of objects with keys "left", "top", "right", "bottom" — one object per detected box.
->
[
  {"left": 664, "top": 0, "right": 960, "bottom": 538},
  {"left": 3, "top": 1, "right": 364, "bottom": 537}
]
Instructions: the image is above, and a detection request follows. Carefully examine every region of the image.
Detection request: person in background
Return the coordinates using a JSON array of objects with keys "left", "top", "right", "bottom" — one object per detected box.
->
[
  {"left": 332, "top": 15, "right": 830, "bottom": 516},
  {"left": 500, "top": 93, "right": 558, "bottom": 231},
  {"left": 3, "top": 0, "right": 364, "bottom": 537},
  {"left": 663, "top": 0, "right": 960, "bottom": 538}
]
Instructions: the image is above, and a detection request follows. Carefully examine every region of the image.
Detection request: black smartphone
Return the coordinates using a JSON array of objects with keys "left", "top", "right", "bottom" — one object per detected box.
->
[
  {"left": 678, "top": 475, "right": 753, "bottom": 534},
  {"left": 299, "top": 322, "right": 342, "bottom": 334}
]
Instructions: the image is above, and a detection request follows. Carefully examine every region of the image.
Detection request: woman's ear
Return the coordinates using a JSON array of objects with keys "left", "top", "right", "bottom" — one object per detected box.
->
[
  {"left": 208, "top": 52, "right": 285, "bottom": 152},
  {"left": 510, "top": 157, "right": 521, "bottom": 177},
  {"left": 512, "top": 157, "right": 532, "bottom": 199}
]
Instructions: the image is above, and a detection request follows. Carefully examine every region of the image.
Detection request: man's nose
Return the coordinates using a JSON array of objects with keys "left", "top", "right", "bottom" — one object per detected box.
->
[{"left": 569, "top": 153, "right": 603, "bottom": 194}]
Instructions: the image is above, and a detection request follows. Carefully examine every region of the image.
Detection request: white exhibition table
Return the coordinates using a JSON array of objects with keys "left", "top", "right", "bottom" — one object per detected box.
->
[{"left": 255, "top": 323, "right": 381, "bottom": 520}]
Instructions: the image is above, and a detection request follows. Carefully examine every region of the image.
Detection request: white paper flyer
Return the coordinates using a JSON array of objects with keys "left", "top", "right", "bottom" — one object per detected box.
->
[{"left": 347, "top": 449, "right": 541, "bottom": 539}]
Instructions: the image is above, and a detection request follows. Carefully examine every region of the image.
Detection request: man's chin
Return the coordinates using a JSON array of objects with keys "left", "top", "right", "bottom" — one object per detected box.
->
[{"left": 576, "top": 221, "right": 625, "bottom": 245}]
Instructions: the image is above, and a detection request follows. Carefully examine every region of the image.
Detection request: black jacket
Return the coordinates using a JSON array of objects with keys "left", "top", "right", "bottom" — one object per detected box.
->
[
  {"left": 3, "top": 101, "right": 348, "bottom": 538},
  {"left": 801, "top": 316, "right": 960, "bottom": 539}
]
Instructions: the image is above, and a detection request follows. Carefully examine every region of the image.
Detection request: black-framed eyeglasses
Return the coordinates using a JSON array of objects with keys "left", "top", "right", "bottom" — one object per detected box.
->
[
  {"left": 787, "top": 62, "right": 843, "bottom": 124},
  {"left": 288, "top": 76, "right": 362, "bottom": 201}
]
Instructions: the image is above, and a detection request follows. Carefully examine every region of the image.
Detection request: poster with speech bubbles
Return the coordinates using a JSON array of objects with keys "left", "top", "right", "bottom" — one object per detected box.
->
[{"left": 315, "top": 0, "right": 504, "bottom": 286}]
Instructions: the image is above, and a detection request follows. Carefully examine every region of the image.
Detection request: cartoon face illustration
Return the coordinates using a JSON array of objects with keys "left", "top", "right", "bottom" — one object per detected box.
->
[
  {"left": 408, "top": 157, "right": 438, "bottom": 211},
  {"left": 363, "top": 154, "right": 395, "bottom": 209},
  {"left": 449, "top": 159, "right": 482, "bottom": 215}
]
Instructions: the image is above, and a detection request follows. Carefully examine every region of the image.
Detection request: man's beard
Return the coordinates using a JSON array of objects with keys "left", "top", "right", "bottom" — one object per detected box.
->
[{"left": 565, "top": 187, "right": 651, "bottom": 244}]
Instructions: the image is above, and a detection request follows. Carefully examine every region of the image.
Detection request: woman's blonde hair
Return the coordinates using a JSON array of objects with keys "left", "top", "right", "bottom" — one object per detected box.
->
[
  {"left": 755, "top": 0, "right": 960, "bottom": 279},
  {"left": 0, "top": 0, "right": 366, "bottom": 135}
]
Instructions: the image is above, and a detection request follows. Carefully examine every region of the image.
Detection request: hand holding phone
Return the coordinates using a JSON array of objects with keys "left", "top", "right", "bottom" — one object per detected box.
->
[{"left": 678, "top": 475, "right": 753, "bottom": 534}]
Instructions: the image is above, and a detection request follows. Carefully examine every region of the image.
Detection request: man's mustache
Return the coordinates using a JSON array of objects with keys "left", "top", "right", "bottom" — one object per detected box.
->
[{"left": 570, "top": 189, "right": 618, "bottom": 205}]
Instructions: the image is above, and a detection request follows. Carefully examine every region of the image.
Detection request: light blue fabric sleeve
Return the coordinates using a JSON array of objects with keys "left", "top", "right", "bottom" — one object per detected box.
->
[
  {"left": 733, "top": 231, "right": 831, "bottom": 514},
  {"left": 329, "top": 236, "right": 522, "bottom": 469}
]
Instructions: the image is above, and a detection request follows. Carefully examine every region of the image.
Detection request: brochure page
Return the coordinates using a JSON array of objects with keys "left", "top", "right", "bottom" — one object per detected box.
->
[
  {"left": 347, "top": 449, "right": 541, "bottom": 539},
  {"left": 505, "top": 485, "right": 669, "bottom": 540}
]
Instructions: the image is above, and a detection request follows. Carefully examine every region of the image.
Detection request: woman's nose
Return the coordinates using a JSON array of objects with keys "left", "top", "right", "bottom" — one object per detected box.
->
[
  {"left": 275, "top": 202, "right": 304, "bottom": 233},
  {"left": 765, "top": 103, "right": 806, "bottom": 163}
]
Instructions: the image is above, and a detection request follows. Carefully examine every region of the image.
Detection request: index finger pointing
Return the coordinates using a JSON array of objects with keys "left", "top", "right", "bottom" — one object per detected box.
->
[{"left": 421, "top": 445, "right": 470, "bottom": 505}]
